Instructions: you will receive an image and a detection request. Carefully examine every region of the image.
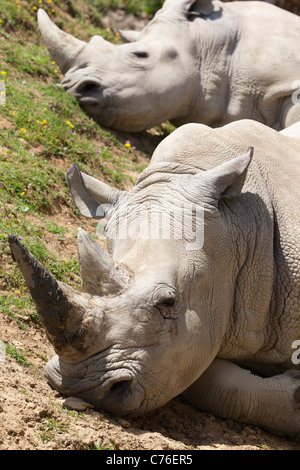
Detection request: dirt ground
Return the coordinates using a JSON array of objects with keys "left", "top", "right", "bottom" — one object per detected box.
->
[{"left": 1, "top": 307, "right": 299, "bottom": 451}]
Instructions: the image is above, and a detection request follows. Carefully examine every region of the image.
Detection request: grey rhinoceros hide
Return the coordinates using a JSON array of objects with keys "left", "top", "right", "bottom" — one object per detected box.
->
[
  {"left": 38, "top": 0, "right": 300, "bottom": 132},
  {"left": 9, "top": 119, "right": 300, "bottom": 438}
]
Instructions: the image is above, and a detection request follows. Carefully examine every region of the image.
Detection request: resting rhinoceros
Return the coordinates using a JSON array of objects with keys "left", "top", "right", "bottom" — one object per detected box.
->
[
  {"left": 9, "top": 119, "right": 300, "bottom": 437},
  {"left": 37, "top": 0, "right": 300, "bottom": 132}
]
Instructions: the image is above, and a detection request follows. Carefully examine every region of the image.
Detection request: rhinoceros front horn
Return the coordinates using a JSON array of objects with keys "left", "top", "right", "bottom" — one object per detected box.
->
[
  {"left": 38, "top": 9, "right": 86, "bottom": 74},
  {"left": 8, "top": 235, "right": 91, "bottom": 361}
]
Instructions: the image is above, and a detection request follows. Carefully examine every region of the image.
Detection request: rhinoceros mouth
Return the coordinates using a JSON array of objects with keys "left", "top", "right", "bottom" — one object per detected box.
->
[{"left": 45, "top": 353, "right": 145, "bottom": 415}]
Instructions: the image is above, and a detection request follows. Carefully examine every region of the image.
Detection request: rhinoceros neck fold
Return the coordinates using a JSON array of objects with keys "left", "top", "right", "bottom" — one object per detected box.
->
[{"left": 136, "top": 162, "right": 203, "bottom": 186}]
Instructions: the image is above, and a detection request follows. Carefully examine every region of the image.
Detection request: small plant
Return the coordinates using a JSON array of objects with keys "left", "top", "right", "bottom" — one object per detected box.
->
[
  {"left": 5, "top": 342, "right": 33, "bottom": 367},
  {"left": 39, "top": 417, "right": 68, "bottom": 442},
  {"left": 83, "top": 440, "right": 116, "bottom": 450}
]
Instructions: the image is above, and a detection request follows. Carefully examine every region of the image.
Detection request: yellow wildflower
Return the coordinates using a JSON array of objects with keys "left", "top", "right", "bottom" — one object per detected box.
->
[{"left": 1, "top": 71, "right": 6, "bottom": 76}]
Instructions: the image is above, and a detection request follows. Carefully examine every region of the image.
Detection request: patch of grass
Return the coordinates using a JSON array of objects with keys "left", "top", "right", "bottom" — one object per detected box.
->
[
  {"left": 0, "top": 152, "right": 67, "bottom": 213},
  {"left": 0, "top": 293, "right": 35, "bottom": 317},
  {"left": 0, "top": 219, "right": 80, "bottom": 293},
  {"left": 39, "top": 417, "right": 68, "bottom": 442},
  {"left": 1, "top": 39, "right": 59, "bottom": 79},
  {"left": 5, "top": 341, "right": 33, "bottom": 367},
  {"left": 46, "top": 220, "right": 69, "bottom": 239},
  {"left": 0, "top": 0, "right": 157, "bottom": 335},
  {"left": 84, "top": 440, "right": 116, "bottom": 450},
  {"left": 91, "top": 0, "right": 163, "bottom": 16}
]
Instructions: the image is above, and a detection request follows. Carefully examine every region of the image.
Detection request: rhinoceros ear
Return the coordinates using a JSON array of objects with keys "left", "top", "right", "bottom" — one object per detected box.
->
[
  {"left": 201, "top": 147, "right": 253, "bottom": 201},
  {"left": 173, "top": 0, "right": 215, "bottom": 17},
  {"left": 118, "top": 29, "right": 141, "bottom": 43},
  {"left": 66, "top": 164, "right": 124, "bottom": 219}
]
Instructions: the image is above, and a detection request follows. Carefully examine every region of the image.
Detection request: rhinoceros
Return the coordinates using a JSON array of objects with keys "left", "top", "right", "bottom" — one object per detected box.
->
[
  {"left": 37, "top": 0, "right": 300, "bottom": 132},
  {"left": 9, "top": 119, "right": 300, "bottom": 437}
]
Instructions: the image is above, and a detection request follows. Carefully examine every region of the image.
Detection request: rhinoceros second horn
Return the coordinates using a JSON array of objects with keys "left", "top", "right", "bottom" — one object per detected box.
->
[{"left": 77, "top": 228, "right": 128, "bottom": 296}]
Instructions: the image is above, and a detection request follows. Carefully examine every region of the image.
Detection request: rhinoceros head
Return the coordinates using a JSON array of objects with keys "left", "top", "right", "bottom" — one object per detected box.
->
[
  {"left": 9, "top": 145, "right": 252, "bottom": 416},
  {"left": 38, "top": 0, "right": 218, "bottom": 131}
]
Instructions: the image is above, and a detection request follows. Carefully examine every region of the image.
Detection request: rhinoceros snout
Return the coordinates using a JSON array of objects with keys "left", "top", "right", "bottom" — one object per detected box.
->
[{"left": 46, "top": 353, "right": 144, "bottom": 416}]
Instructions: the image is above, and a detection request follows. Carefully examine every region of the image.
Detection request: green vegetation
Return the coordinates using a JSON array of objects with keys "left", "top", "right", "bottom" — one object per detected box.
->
[
  {"left": 0, "top": 0, "right": 162, "bottom": 351},
  {"left": 39, "top": 417, "right": 68, "bottom": 442},
  {"left": 84, "top": 440, "right": 116, "bottom": 450},
  {"left": 4, "top": 341, "right": 33, "bottom": 366},
  {"left": 91, "top": 0, "right": 163, "bottom": 16}
]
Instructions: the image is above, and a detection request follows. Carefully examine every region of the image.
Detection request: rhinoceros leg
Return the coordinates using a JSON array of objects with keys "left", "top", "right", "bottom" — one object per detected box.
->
[{"left": 183, "top": 359, "right": 300, "bottom": 438}]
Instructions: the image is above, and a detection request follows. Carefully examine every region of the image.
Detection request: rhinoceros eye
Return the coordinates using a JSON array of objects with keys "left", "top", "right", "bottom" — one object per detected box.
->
[
  {"left": 152, "top": 287, "right": 179, "bottom": 319},
  {"left": 132, "top": 51, "right": 149, "bottom": 59},
  {"left": 153, "top": 288, "right": 176, "bottom": 308},
  {"left": 159, "top": 296, "right": 176, "bottom": 308}
]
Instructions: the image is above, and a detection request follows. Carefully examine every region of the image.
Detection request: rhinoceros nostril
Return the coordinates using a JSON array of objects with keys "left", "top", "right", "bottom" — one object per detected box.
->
[
  {"left": 81, "top": 84, "right": 99, "bottom": 94},
  {"left": 76, "top": 81, "right": 102, "bottom": 106},
  {"left": 109, "top": 379, "right": 132, "bottom": 399},
  {"left": 100, "top": 376, "right": 144, "bottom": 415},
  {"left": 76, "top": 81, "right": 100, "bottom": 96}
]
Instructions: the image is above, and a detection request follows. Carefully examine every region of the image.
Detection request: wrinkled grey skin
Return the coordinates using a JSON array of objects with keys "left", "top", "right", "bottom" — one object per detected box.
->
[
  {"left": 38, "top": 0, "right": 300, "bottom": 132},
  {"left": 9, "top": 119, "right": 300, "bottom": 437}
]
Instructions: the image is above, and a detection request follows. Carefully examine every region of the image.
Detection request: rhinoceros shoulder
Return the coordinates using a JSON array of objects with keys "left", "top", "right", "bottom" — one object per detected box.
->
[{"left": 151, "top": 120, "right": 300, "bottom": 174}]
